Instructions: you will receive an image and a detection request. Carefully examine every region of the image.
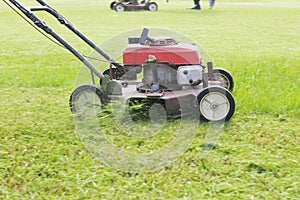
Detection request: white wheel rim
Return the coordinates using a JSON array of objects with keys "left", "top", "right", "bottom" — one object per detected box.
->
[
  {"left": 116, "top": 5, "right": 124, "bottom": 12},
  {"left": 215, "top": 73, "right": 230, "bottom": 90},
  {"left": 199, "top": 91, "right": 230, "bottom": 121},
  {"left": 75, "top": 90, "right": 101, "bottom": 112},
  {"left": 149, "top": 4, "right": 157, "bottom": 11}
]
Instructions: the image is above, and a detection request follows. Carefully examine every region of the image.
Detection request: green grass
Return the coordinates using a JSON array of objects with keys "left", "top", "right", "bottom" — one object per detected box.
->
[{"left": 0, "top": 0, "right": 300, "bottom": 199}]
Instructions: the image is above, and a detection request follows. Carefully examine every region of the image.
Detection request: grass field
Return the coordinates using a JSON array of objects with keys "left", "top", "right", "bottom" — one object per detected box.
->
[{"left": 1, "top": 0, "right": 300, "bottom": 199}]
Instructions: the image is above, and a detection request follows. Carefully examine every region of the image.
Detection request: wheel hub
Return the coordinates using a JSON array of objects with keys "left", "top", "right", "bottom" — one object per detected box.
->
[{"left": 210, "top": 103, "right": 219, "bottom": 111}]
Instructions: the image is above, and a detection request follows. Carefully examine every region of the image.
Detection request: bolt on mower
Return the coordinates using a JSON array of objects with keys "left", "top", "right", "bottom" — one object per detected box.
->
[{"left": 5, "top": 0, "right": 235, "bottom": 122}]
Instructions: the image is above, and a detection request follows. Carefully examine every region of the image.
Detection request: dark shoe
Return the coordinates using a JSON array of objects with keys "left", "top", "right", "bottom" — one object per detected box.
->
[{"left": 191, "top": 4, "right": 201, "bottom": 10}]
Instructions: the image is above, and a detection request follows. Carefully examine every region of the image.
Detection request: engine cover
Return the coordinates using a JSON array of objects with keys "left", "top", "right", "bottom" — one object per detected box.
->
[
  {"left": 177, "top": 65, "right": 203, "bottom": 86},
  {"left": 123, "top": 42, "right": 201, "bottom": 65}
]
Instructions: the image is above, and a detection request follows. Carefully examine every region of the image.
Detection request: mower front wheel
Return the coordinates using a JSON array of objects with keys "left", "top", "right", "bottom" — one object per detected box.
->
[
  {"left": 147, "top": 2, "right": 158, "bottom": 11},
  {"left": 69, "top": 84, "right": 108, "bottom": 114},
  {"left": 197, "top": 87, "right": 235, "bottom": 122},
  {"left": 115, "top": 3, "right": 126, "bottom": 12}
]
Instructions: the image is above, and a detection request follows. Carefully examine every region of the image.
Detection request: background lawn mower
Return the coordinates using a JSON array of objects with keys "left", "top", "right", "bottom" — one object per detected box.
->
[
  {"left": 110, "top": 0, "right": 158, "bottom": 12},
  {"left": 5, "top": 0, "right": 235, "bottom": 122}
]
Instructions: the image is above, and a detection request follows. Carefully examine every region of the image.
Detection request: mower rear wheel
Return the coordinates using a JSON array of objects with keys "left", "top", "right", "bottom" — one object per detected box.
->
[
  {"left": 69, "top": 84, "right": 107, "bottom": 113},
  {"left": 110, "top": 1, "right": 117, "bottom": 10},
  {"left": 115, "top": 3, "right": 125, "bottom": 12},
  {"left": 213, "top": 68, "right": 234, "bottom": 92},
  {"left": 147, "top": 2, "right": 158, "bottom": 11},
  {"left": 197, "top": 87, "right": 235, "bottom": 122}
]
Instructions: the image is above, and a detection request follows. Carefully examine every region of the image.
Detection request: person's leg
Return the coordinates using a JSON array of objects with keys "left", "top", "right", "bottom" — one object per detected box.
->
[{"left": 209, "top": 0, "right": 215, "bottom": 8}]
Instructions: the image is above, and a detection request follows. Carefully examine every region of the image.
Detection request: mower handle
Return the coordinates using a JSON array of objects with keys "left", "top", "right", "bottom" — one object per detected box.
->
[
  {"left": 35, "top": 0, "right": 124, "bottom": 69},
  {"left": 36, "top": 0, "right": 48, "bottom": 6},
  {"left": 6, "top": 0, "right": 125, "bottom": 80}
]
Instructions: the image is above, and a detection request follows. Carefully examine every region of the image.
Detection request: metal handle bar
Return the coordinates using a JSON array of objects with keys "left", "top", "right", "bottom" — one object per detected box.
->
[
  {"left": 6, "top": 0, "right": 125, "bottom": 79},
  {"left": 34, "top": 0, "right": 123, "bottom": 69}
]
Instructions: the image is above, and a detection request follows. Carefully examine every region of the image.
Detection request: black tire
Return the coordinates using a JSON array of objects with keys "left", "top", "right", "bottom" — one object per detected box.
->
[
  {"left": 147, "top": 2, "right": 158, "bottom": 11},
  {"left": 213, "top": 68, "right": 234, "bottom": 92},
  {"left": 115, "top": 3, "right": 126, "bottom": 12},
  {"left": 110, "top": 1, "right": 117, "bottom": 10},
  {"left": 69, "top": 85, "right": 108, "bottom": 113},
  {"left": 197, "top": 87, "right": 235, "bottom": 122}
]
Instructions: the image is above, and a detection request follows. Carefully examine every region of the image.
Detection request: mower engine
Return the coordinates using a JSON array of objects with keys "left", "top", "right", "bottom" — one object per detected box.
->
[{"left": 122, "top": 35, "right": 204, "bottom": 92}]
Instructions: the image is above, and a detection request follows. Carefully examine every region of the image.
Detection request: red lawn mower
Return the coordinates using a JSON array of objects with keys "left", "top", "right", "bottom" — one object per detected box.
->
[
  {"left": 5, "top": 0, "right": 235, "bottom": 122},
  {"left": 110, "top": 0, "right": 158, "bottom": 12}
]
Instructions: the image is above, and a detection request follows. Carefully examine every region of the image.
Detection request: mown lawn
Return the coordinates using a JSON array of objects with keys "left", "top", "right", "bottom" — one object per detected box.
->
[{"left": 0, "top": 0, "right": 299, "bottom": 199}]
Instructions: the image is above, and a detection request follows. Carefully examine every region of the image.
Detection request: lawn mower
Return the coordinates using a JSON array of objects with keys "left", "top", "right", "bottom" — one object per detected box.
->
[
  {"left": 5, "top": 0, "right": 235, "bottom": 122},
  {"left": 110, "top": 0, "right": 158, "bottom": 12}
]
